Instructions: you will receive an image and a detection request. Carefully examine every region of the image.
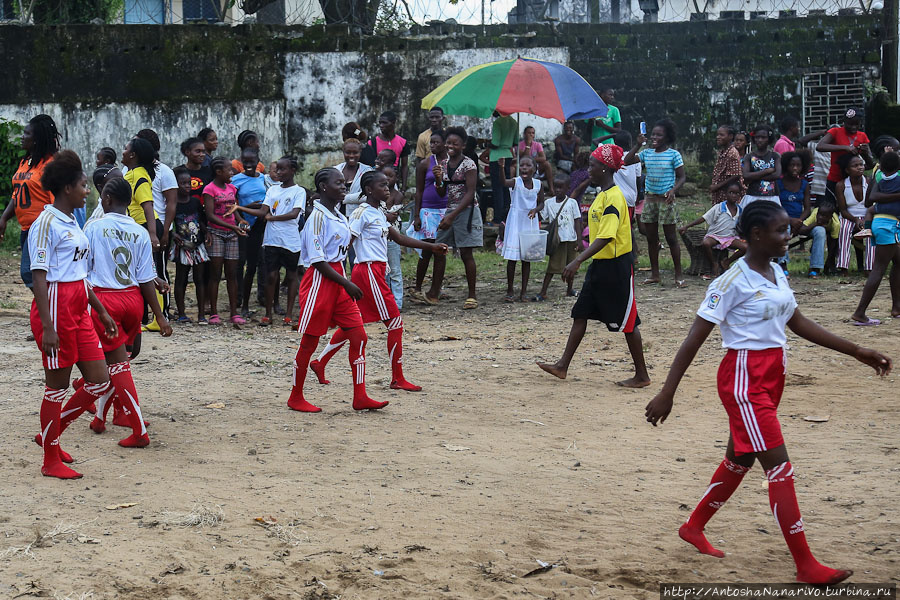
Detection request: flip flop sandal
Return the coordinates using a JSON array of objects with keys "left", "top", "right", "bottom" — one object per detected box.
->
[
  {"left": 423, "top": 294, "right": 439, "bottom": 305},
  {"left": 852, "top": 318, "right": 881, "bottom": 326},
  {"left": 175, "top": 316, "right": 192, "bottom": 324},
  {"left": 808, "top": 270, "right": 819, "bottom": 279},
  {"left": 463, "top": 298, "right": 478, "bottom": 310},
  {"left": 504, "top": 295, "right": 517, "bottom": 303},
  {"left": 642, "top": 279, "right": 660, "bottom": 285},
  {"left": 208, "top": 314, "right": 221, "bottom": 325},
  {"left": 675, "top": 280, "right": 687, "bottom": 288},
  {"left": 701, "top": 274, "right": 712, "bottom": 281},
  {"left": 532, "top": 294, "right": 546, "bottom": 302},
  {"left": 259, "top": 317, "right": 271, "bottom": 326}
]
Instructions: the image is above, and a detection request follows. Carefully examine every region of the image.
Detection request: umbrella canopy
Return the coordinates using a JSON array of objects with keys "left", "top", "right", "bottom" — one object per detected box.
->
[{"left": 421, "top": 57, "right": 607, "bottom": 123}]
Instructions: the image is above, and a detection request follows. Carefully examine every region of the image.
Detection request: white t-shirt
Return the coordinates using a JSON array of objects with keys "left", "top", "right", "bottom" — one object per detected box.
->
[
  {"left": 701, "top": 202, "right": 742, "bottom": 239},
  {"left": 301, "top": 201, "right": 351, "bottom": 267},
  {"left": 614, "top": 162, "right": 641, "bottom": 207},
  {"left": 697, "top": 258, "right": 798, "bottom": 350},
  {"left": 28, "top": 205, "right": 91, "bottom": 283},
  {"left": 262, "top": 184, "right": 305, "bottom": 252},
  {"left": 84, "top": 212, "right": 156, "bottom": 289},
  {"left": 540, "top": 196, "right": 581, "bottom": 242},
  {"left": 349, "top": 203, "right": 389, "bottom": 264},
  {"left": 123, "top": 161, "right": 177, "bottom": 223}
]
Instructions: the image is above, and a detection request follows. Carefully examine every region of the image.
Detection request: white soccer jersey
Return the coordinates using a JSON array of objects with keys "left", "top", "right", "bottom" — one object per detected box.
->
[
  {"left": 84, "top": 212, "right": 156, "bottom": 289},
  {"left": 697, "top": 258, "right": 798, "bottom": 350},
  {"left": 28, "top": 205, "right": 91, "bottom": 283},
  {"left": 262, "top": 184, "right": 305, "bottom": 252},
  {"left": 301, "top": 201, "right": 351, "bottom": 267},
  {"left": 348, "top": 203, "right": 389, "bottom": 264}
]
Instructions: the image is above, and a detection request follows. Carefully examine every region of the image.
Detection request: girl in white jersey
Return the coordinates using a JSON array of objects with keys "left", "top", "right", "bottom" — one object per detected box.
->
[
  {"left": 286, "top": 168, "right": 386, "bottom": 413},
  {"left": 310, "top": 170, "right": 448, "bottom": 392},
  {"left": 645, "top": 201, "right": 892, "bottom": 584},
  {"left": 83, "top": 177, "right": 172, "bottom": 448},
  {"left": 28, "top": 151, "right": 118, "bottom": 480}
]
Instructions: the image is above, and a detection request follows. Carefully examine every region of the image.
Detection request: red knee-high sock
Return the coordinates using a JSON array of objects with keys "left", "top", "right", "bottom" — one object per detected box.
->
[
  {"left": 767, "top": 462, "right": 852, "bottom": 584},
  {"left": 59, "top": 380, "right": 113, "bottom": 435},
  {"left": 386, "top": 317, "right": 420, "bottom": 391},
  {"left": 108, "top": 362, "right": 149, "bottom": 448},
  {"left": 288, "top": 334, "right": 322, "bottom": 412},
  {"left": 310, "top": 327, "right": 349, "bottom": 384},
  {"left": 347, "top": 326, "right": 387, "bottom": 410},
  {"left": 39, "top": 387, "right": 81, "bottom": 479},
  {"left": 680, "top": 457, "right": 750, "bottom": 558}
]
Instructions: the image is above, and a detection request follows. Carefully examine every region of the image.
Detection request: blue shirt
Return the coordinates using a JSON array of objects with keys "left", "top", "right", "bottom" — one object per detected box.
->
[
  {"left": 875, "top": 172, "right": 900, "bottom": 218},
  {"left": 638, "top": 148, "right": 684, "bottom": 195},
  {"left": 231, "top": 172, "right": 267, "bottom": 227},
  {"left": 776, "top": 178, "right": 807, "bottom": 218}
]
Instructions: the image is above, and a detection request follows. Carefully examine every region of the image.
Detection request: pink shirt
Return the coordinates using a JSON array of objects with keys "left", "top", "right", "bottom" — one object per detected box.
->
[
  {"left": 518, "top": 140, "right": 544, "bottom": 157},
  {"left": 373, "top": 135, "right": 407, "bottom": 166},
  {"left": 202, "top": 181, "right": 238, "bottom": 230},
  {"left": 773, "top": 135, "right": 795, "bottom": 154}
]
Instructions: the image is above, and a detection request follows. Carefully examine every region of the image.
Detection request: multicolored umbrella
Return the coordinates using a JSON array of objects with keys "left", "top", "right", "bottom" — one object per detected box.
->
[{"left": 421, "top": 57, "right": 607, "bottom": 123}]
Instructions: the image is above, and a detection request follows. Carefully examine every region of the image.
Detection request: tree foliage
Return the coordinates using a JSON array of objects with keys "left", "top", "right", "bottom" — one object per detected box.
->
[{"left": 15, "top": 0, "right": 124, "bottom": 24}]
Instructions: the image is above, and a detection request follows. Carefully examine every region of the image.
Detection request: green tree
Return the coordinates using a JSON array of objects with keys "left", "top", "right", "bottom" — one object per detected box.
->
[{"left": 0, "top": 118, "right": 25, "bottom": 211}]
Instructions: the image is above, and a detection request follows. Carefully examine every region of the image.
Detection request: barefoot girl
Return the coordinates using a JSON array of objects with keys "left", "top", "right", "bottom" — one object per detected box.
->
[
  {"left": 202, "top": 156, "right": 248, "bottom": 325},
  {"left": 29, "top": 150, "right": 118, "bottom": 479},
  {"left": 83, "top": 177, "right": 172, "bottom": 447},
  {"left": 645, "top": 201, "right": 892, "bottom": 584},
  {"left": 624, "top": 119, "right": 686, "bottom": 286},
  {"left": 234, "top": 156, "right": 305, "bottom": 326},
  {"left": 310, "top": 170, "right": 449, "bottom": 391},
  {"left": 287, "top": 168, "right": 386, "bottom": 413},
  {"left": 679, "top": 181, "right": 746, "bottom": 278},
  {"left": 537, "top": 144, "right": 650, "bottom": 388},
  {"left": 410, "top": 130, "right": 449, "bottom": 304},
  {"left": 499, "top": 155, "right": 545, "bottom": 302}
]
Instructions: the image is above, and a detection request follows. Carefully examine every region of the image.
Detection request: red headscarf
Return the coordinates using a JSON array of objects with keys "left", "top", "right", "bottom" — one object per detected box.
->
[{"left": 591, "top": 144, "right": 624, "bottom": 171}]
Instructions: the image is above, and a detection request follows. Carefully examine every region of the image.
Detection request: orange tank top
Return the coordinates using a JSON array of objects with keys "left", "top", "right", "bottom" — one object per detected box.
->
[{"left": 11, "top": 157, "right": 54, "bottom": 231}]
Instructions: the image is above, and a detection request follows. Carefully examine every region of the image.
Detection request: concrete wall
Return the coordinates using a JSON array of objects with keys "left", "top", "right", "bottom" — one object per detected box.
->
[{"left": 0, "top": 16, "right": 884, "bottom": 183}]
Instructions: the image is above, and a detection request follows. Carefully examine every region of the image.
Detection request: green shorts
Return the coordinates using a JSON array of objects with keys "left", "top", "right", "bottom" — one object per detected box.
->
[{"left": 640, "top": 194, "right": 678, "bottom": 225}]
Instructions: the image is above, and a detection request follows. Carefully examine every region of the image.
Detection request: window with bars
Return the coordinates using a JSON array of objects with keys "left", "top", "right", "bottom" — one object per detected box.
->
[
  {"left": 802, "top": 71, "right": 865, "bottom": 132},
  {"left": 183, "top": 0, "right": 223, "bottom": 22}
]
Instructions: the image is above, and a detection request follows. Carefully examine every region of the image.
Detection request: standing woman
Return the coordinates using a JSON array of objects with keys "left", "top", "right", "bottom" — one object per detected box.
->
[
  {"left": 198, "top": 127, "right": 218, "bottom": 167},
  {"left": 333, "top": 138, "right": 373, "bottom": 216},
  {"left": 434, "top": 126, "right": 482, "bottom": 310},
  {"left": 834, "top": 154, "right": 874, "bottom": 274},
  {"left": 410, "top": 130, "right": 449, "bottom": 304},
  {"left": 0, "top": 114, "right": 60, "bottom": 289},
  {"left": 645, "top": 201, "right": 891, "bottom": 584},
  {"left": 816, "top": 108, "right": 873, "bottom": 204},
  {"left": 310, "top": 170, "right": 448, "bottom": 391},
  {"left": 709, "top": 126, "right": 744, "bottom": 205},
  {"left": 28, "top": 150, "right": 118, "bottom": 479},
  {"left": 287, "top": 168, "right": 386, "bottom": 413}
]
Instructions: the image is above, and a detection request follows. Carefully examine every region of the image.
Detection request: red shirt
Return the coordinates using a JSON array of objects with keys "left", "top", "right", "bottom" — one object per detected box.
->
[{"left": 826, "top": 127, "right": 869, "bottom": 182}]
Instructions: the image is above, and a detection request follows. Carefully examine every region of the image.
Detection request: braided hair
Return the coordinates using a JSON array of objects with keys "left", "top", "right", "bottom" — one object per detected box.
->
[
  {"left": 198, "top": 127, "right": 215, "bottom": 143},
  {"left": 129, "top": 137, "right": 156, "bottom": 181},
  {"left": 101, "top": 176, "right": 132, "bottom": 207},
  {"left": 359, "top": 169, "right": 383, "bottom": 195},
  {"left": 41, "top": 150, "right": 83, "bottom": 196},
  {"left": 92, "top": 164, "right": 117, "bottom": 190},
  {"left": 237, "top": 130, "right": 258, "bottom": 149},
  {"left": 736, "top": 200, "right": 785, "bottom": 240},
  {"left": 209, "top": 156, "right": 229, "bottom": 175},
  {"left": 314, "top": 167, "right": 339, "bottom": 194},
  {"left": 26, "top": 114, "right": 61, "bottom": 164},
  {"left": 280, "top": 155, "right": 299, "bottom": 172},
  {"left": 96, "top": 147, "right": 117, "bottom": 166}
]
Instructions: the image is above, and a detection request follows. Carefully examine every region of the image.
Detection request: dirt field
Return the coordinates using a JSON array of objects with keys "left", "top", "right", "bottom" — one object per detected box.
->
[{"left": 0, "top": 252, "right": 898, "bottom": 600}]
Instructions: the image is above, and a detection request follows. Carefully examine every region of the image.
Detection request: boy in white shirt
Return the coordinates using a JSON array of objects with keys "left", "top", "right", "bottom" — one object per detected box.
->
[
  {"left": 679, "top": 181, "right": 748, "bottom": 278},
  {"left": 535, "top": 172, "right": 583, "bottom": 300}
]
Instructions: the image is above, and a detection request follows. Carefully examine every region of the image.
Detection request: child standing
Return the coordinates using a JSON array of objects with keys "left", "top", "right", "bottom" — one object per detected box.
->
[
  {"left": 741, "top": 124, "right": 781, "bottom": 207},
  {"left": 679, "top": 181, "right": 746, "bottom": 278},
  {"left": 499, "top": 155, "right": 545, "bottom": 302},
  {"left": 645, "top": 201, "right": 892, "bottom": 585},
  {"left": 624, "top": 119, "right": 686, "bottom": 287},
  {"left": 380, "top": 163, "right": 406, "bottom": 308},
  {"left": 203, "top": 157, "right": 248, "bottom": 325},
  {"left": 231, "top": 147, "right": 268, "bottom": 318},
  {"left": 535, "top": 172, "right": 582, "bottom": 300},
  {"left": 287, "top": 168, "right": 386, "bottom": 413},
  {"left": 537, "top": 144, "right": 650, "bottom": 388},
  {"left": 170, "top": 167, "right": 209, "bottom": 323},
  {"left": 310, "top": 170, "right": 449, "bottom": 392}
]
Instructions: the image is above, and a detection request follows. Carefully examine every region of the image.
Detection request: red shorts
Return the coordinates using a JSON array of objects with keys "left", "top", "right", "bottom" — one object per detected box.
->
[
  {"left": 351, "top": 262, "right": 400, "bottom": 324},
  {"left": 30, "top": 280, "right": 104, "bottom": 370},
  {"left": 717, "top": 347, "right": 786, "bottom": 456},
  {"left": 296, "top": 262, "right": 364, "bottom": 337},
  {"left": 92, "top": 287, "right": 143, "bottom": 352}
]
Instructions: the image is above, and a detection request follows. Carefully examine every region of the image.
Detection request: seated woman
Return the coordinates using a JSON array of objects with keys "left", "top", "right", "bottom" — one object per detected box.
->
[{"left": 553, "top": 121, "right": 581, "bottom": 173}]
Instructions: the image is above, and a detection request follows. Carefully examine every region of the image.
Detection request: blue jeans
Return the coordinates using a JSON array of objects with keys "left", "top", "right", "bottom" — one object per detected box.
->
[
  {"left": 808, "top": 226, "right": 826, "bottom": 270},
  {"left": 19, "top": 229, "right": 33, "bottom": 288},
  {"left": 386, "top": 239, "right": 403, "bottom": 309}
]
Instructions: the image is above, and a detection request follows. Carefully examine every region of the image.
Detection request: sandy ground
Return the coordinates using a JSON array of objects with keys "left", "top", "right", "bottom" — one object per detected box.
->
[{"left": 0, "top": 254, "right": 898, "bottom": 600}]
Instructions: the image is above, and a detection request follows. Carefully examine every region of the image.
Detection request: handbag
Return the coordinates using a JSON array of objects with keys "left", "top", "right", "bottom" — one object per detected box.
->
[{"left": 544, "top": 201, "right": 565, "bottom": 257}]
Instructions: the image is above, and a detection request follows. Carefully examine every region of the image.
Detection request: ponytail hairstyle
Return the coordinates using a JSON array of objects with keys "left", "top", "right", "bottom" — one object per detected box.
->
[
  {"left": 736, "top": 200, "right": 786, "bottom": 240},
  {"left": 41, "top": 149, "right": 84, "bottom": 196},
  {"left": 314, "top": 167, "right": 339, "bottom": 193},
  {"left": 445, "top": 125, "right": 468, "bottom": 144},
  {"left": 101, "top": 176, "right": 133, "bottom": 207},
  {"left": 26, "top": 114, "right": 61, "bottom": 164},
  {"left": 135, "top": 128, "right": 161, "bottom": 159},
  {"left": 129, "top": 137, "right": 156, "bottom": 181},
  {"left": 237, "top": 129, "right": 259, "bottom": 149},
  {"left": 198, "top": 127, "right": 216, "bottom": 143},
  {"left": 97, "top": 146, "right": 117, "bottom": 166}
]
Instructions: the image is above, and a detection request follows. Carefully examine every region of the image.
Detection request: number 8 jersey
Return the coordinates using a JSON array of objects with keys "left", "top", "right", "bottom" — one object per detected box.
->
[{"left": 83, "top": 213, "right": 156, "bottom": 289}]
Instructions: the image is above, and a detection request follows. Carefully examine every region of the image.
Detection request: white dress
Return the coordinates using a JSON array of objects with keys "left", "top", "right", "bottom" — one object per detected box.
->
[{"left": 501, "top": 176, "right": 540, "bottom": 261}]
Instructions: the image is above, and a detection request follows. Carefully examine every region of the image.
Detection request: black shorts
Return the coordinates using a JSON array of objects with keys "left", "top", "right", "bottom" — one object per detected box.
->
[
  {"left": 264, "top": 246, "right": 301, "bottom": 272},
  {"left": 571, "top": 253, "right": 641, "bottom": 333}
]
